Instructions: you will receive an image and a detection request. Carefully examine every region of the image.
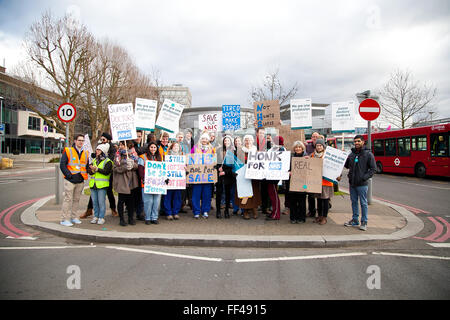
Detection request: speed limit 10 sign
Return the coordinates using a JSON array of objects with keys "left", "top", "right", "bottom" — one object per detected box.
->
[{"left": 57, "top": 103, "right": 77, "bottom": 123}]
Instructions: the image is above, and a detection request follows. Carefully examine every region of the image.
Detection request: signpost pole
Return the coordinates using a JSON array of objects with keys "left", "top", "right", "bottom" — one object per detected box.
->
[
  {"left": 65, "top": 124, "right": 69, "bottom": 148},
  {"left": 367, "top": 120, "right": 372, "bottom": 205}
]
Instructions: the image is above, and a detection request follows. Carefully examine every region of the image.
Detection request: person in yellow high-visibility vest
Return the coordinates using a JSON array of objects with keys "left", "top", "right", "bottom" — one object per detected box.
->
[
  {"left": 59, "top": 134, "right": 90, "bottom": 227},
  {"left": 88, "top": 143, "right": 113, "bottom": 225}
]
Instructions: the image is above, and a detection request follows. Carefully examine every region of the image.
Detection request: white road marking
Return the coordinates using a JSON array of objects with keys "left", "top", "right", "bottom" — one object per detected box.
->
[
  {"left": 235, "top": 252, "right": 367, "bottom": 263},
  {"left": 372, "top": 251, "right": 450, "bottom": 260},
  {"left": 427, "top": 243, "right": 450, "bottom": 248},
  {"left": 397, "top": 181, "right": 450, "bottom": 190},
  {"left": 6, "top": 236, "right": 38, "bottom": 240},
  {"left": 105, "top": 246, "right": 223, "bottom": 262},
  {"left": 0, "top": 245, "right": 96, "bottom": 250}
]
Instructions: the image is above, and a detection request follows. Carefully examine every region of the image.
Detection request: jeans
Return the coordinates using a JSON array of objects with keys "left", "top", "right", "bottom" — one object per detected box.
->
[
  {"left": 350, "top": 185, "right": 369, "bottom": 223},
  {"left": 142, "top": 189, "right": 162, "bottom": 221},
  {"left": 90, "top": 188, "right": 107, "bottom": 219},
  {"left": 164, "top": 190, "right": 182, "bottom": 216}
]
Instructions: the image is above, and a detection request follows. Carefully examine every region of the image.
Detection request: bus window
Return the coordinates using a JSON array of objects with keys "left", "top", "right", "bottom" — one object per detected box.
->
[
  {"left": 385, "top": 138, "right": 396, "bottom": 156},
  {"left": 412, "top": 136, "right": 427, "bottom": 151},
  {"left": 397, "top": 137, "right": 411, "bottom": 157},
  {"left": 431, "top": 133, "right": 449, "bottom": 157},
  {"left": 374, "top": 139, "right": 384, "bottom": 156}
]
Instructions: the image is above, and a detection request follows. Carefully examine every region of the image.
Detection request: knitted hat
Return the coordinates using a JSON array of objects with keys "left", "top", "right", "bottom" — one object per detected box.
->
[
  {"left": 96, "top": 143, "right": 110, "bottom": 155},
  {"left": 101, "top": 132, "right": 112, "bottom": 141},
  {"left": 315, "top": 139, "right": 325, "bottom": 147}
]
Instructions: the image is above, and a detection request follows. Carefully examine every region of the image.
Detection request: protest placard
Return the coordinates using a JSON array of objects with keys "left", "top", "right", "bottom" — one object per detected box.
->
[
  {"left": 254, "top": 100, "right": 280, "bottom": 128},
  {"left": 144, "top": 160, "right": 167, "bottom": 195},
  {"left": 165, "top": 155, "right": 186, "bottom": 190},
  {"left": 186, "top": 153, "right": 217, "bottom": 184},
  {"left": 290, "top": 98, "right": 312, "bottom": 129},
  {"left": 135, "top": 98, "right": 157, "bottom": 131},
  {"left": 290, "top": 157, "right": 323, "bottom": 193},
  {"left": 276, "top": 125, "right": 305, "bottom": 151},
  {"left": 222, "top": 105, "right": 241, "bottom": 131},
  {"left": 155, "top": 99, "right": 184, "bottom": 133},
  {"left": 108, "top": 103, "right": 137, "bottom": 141},
  {"left": 244, "top": 151, "right": 291, "bottom": 180},
  {"left": 322, "top": 146, "right": 348, "bottom": 184},
  {"left": 332, "top": 101, "right": 355, "bottom": 133},
  {"left": 199, "top": 112, "right": 222, "bottom": 132},
  {"left": 236, "top": 166, "right": 253, "bottom": 198},
  {"left": 83, "top": 134, "right": 93, "bottom": 164}
]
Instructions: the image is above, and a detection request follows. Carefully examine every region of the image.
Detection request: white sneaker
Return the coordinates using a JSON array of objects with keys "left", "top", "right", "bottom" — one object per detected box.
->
[
  {"left": 71, "top": 218, "right": 82, "bottom": 224},
  {"left": 202, "top": 212, "right": 208, "bottom": 219},
  {"left": 97, "top": 218, "right": 105, "bottom": 225},
  {"left": 60, "top": 220, "right": 73, "bottom": 227},
  {"left": 90, "top": 217, "right": 98, "bottom": 224}
]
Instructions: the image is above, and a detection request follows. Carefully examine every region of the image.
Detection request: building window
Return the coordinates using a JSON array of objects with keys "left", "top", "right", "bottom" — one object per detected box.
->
[
  {"left": 43, "top": 120, "right": 54, "bottom": 133},
  {"left": 28, "top": 116, "right": 41, "bottom": 131}
]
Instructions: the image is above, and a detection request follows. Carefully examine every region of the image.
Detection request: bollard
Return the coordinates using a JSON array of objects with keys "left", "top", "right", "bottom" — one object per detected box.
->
[{"left": 55, "top": 164, "right": 64, "bottom": 205}]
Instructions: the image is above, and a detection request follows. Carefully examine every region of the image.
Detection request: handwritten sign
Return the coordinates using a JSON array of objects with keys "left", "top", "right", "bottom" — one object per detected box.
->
[
  {"left": 135, "top": 98, "right": 157, "bottom": 131},
  {"left": 165, "top": 155, "right": 186, "bottom": 190},
  {"left": 322, "top": 146, "right": 348, "bottom": 183},
  {"left": 155, "top": 99, "right": 184, "bottom": 133},
  {"left": 290, "top": 98, "right": 312, "bottom": 129},
  {"left": 83, "top": 134, "right": 93, "bottom": 164},
  {"left": 108, "top": 103, "right": 137, "bottom": 141},
  {"left": 236, "top": 166, "right": 253, "bottom": 198},
  {"left": 244, "top": 151, "right": 291, "bottom": 180},
  {"left": 186, "top": 153, "right": 217, "bottom": 184},
  {"left": 276, "top": 125, "right": 305, "bottom": 151},
  {"left": 290, "top": 157, "right": 323, "bottom": 193},
  {"left": 199, "top": 112, "right": 222, "bottom": 132},
  {"left": 222, "top": 105, "right": 241, "bottom": 131},
  {"left": 254, "top": 100, "right": 280, "bottom": 128},
  {"left": 144, "top": 160, "right": 167, "bottom": 194}
]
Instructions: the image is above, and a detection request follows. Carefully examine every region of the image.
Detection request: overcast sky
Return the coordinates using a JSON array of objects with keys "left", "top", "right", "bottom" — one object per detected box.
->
[{"left": 1, "top": 0, "right": 449, "bottom": 119}]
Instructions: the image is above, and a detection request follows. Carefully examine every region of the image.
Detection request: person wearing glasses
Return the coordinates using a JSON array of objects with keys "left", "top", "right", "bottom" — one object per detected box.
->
[
  {"left": 80, "top": 132, "right": 118, "bottom": 219},
  {"left": 59, "top": 134, "right": 90, "bottom": 227}
]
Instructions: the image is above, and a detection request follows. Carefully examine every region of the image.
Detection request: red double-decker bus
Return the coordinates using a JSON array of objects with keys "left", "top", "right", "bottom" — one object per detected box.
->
[{"left": 363, "top": 123, "right": 450, "bottom": 178}]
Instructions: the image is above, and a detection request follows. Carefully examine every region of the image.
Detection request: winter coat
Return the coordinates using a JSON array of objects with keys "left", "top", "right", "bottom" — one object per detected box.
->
[
  {"left": 344, "top": 147, "right": 376, "bottom": 187},
  {"left": 113, "top": 156, "right": 139, "bottom": 194}
]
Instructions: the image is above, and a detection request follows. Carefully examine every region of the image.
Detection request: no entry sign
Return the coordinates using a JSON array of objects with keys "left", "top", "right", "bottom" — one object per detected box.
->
[
  {"left": 359, "top": 99, "right": 380, "bottom": 121},
  {"left": 57, "top": 103, "right": 77, "bottom": 123}
]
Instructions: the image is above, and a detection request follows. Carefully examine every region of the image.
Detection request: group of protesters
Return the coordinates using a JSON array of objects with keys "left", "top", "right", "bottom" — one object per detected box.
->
[{"left": 60, "top": 127, "right": 376, "bottom": 231}]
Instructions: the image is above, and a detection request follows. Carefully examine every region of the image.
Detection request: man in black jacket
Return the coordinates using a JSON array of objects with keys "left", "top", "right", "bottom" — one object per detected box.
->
[{"left": 344, "top": 135, "right": 376, "bottom": 231}]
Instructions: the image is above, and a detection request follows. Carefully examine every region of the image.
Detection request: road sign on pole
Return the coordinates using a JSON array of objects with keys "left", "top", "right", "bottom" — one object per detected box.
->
[
  {"left": 359, "top": 98, "right": 381, "bottom": 121},
  {"left": 57, "top": 103, "right": 76, "bottom": 147}
]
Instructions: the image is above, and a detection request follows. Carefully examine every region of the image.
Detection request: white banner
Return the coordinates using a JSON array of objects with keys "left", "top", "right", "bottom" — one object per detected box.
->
[
  {"left": 165, "top": 155, "right": 186, "bottom": 190},
  {"left": 236, "top": 166, "right": 253, "bottom": 198},
  {"left": 155, "top": 99, "right": 184, "bottom": 133},
  {"left": 244, "top": 151, "right": 291, "bottom": 180},
  {"left": 199, "top": 112, "right": 222, "bottom": 132},
  {"left": 290, "top": 98, "right": 312, "bottom": 129},
  {"left": 332, "top": 101, "right": 355, "bottom": 133},
  {"left": 108, "top": 103, "right": 137, "bottom": 141},
  {"left": 135, "top": 98, "right": 157, "bottom": 131},
  {"left": 322, "top": 146, "right": 348, "bottom": 184}
]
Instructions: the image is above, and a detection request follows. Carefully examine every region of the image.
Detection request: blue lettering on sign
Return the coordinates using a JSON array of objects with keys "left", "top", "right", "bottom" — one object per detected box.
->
[
  {"left": 269, "top": 162, "right": 282, "bottom": 170},
  {"left": 117, "top": 130, "right": 132, "bottom": 140}
]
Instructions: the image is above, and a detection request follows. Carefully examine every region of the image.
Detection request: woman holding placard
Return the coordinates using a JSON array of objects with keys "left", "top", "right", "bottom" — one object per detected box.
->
[
  {"left": 215, "top": 135, "right": 235, "bottom": 219},
  {"left": 163, "top": 141, "right": 184, "bottom": 221},
  {"left": 287, "top": 141, "right": 307, "bottom": 224},
  {"left": 310, "top": 138, "right": 333, "bottom": 225},
  {"left": 138, "top": 142, "right": 163, "bottom": 225}
]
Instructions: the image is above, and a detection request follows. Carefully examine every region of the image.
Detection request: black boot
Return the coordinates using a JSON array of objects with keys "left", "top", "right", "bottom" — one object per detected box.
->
[
  {"left": 224, "top": 208, "right": 230, "bottom": 219},
  {"left": 216, "top": 210, "right": 222, "bottom": 219},
  {"left": 128, "top": 214, "right": 136, "bottom": 225}
]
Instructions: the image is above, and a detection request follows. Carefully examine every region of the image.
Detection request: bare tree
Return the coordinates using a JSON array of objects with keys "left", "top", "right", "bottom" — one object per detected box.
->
[
  {"left": 379, "top": 69, "right": 437, "bottom": 128},
  {"left": 250, "top": 67, "right": 299, "bottom": 106}
]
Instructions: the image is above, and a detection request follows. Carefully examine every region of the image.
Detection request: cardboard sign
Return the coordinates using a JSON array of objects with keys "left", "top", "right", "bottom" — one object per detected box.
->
[
  {"left": 244, "top": 151, "right": 291, "bottom": 180},
  {"left": 108, "top": 103, "right": 137, "bottom": 141},
  {"left": 222, "top": 105, "right": 241, "bottom": 131},
  {"left": 155, "top": 99, "right": 184, "bottom": 133},
  {"left": 322, "top": 146, "right": 348, "bottom": 183},
  {"left": 83, "top": 134, "right": 93, "bottom": 164},
  {"left": 135, "top": 98, "right": 157, "bottom": 131},
  {"left": 165, "top": 155, "right": 186, "bottom": 190},
  {"left": 290, "top": 98, "right": 312, "bottom": 129},
  {"left": 254, "top": 100, "right": 280, "bottom": 128},
  {"left": 186, "top": 153, "right": 217, "bottom": 184},
  {"left": 236, "top": 166, "right": 253, "bottom": 198},
  {"left": 144, "top": 160, "right": 167, "bottom": 194},
  {"left": 332, "top": 101, "right": 355, "bottom": 133},
  {"left": 290, "top": 157, "right": 323, "bottom": 193},
  {"left": 199, "top": 112, "right": 222, "bottom": 132},
  {"left": 276, "top": 125, "right": 305, "bottom": 151}
]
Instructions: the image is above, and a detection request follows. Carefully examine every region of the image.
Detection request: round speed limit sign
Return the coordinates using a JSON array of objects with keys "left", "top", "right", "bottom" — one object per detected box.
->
[{"left": 57, "top": 103, "right": 77, "bottom": 123}]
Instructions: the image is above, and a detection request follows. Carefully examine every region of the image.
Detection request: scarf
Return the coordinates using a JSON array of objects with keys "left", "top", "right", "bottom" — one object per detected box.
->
[{"left": 314, "top": 150, "right": 324, "bottom": 158}]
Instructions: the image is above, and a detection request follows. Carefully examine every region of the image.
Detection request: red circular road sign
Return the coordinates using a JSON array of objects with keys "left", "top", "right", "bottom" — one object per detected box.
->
[
  {"left": 359, "top": 98, "right": 381, "bottom": 121},
  {"left": 57, "top": 103, "right": 77, "bottom": 123}
]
